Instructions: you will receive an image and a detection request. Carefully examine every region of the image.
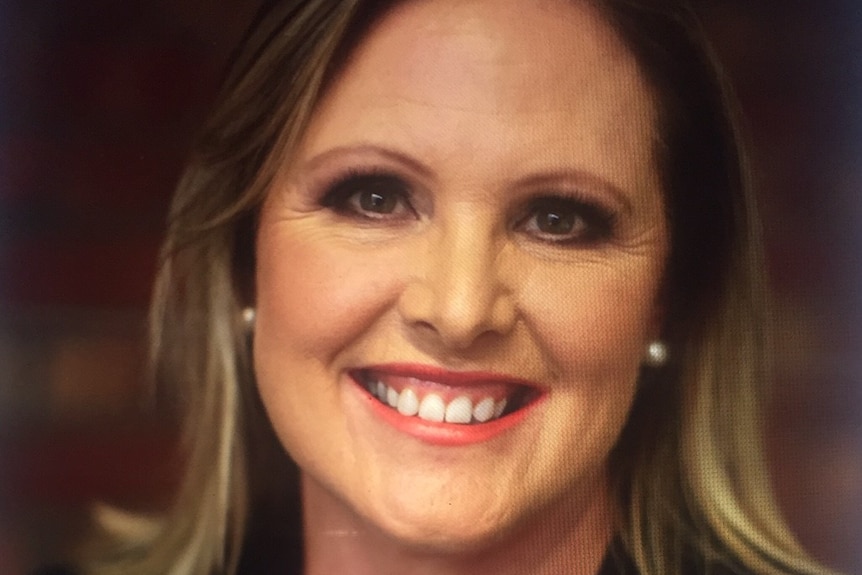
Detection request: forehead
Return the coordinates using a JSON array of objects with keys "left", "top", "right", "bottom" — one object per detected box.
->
[
  {"left": 352, "top": 0, "right": 643, "bottom": 105},
  {"left": 297, "top": 0, "right": 659, "bottom": 198}
]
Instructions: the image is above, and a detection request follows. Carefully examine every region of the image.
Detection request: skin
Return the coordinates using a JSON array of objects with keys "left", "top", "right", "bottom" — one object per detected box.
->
[{"left": 253, "top": 0, "right": 669, "bottom": 573}]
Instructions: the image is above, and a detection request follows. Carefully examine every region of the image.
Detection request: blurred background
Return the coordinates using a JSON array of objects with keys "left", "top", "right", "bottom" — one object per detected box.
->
[{"left": 0, "top": 0, "right": 859, "bottom": 572}]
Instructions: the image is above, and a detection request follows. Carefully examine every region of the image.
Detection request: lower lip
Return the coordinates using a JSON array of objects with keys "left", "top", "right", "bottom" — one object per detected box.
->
[{"left": 352, "top": 378, "right": 546, "bottom": 447}]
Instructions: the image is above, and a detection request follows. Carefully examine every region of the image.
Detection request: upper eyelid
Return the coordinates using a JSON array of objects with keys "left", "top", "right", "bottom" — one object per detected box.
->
[
  {"left": 294, "top": 149, "right": 437, "bottom": 202},
  {"left": 296, "top": 145, "right": 631, "bottom": 210},
  {"left": 318, "top": 171, "right": 420, "bottom": 220},
  {"left": 308, "top": 162, "right": 414, "bottom": 192},
  {"left": 515, "top": 194, "right": 616, "bottom": 223},
  {"left": 306, "top": 162, "right": 620, "bottom": 223},
  {"left": 298, "top": 145, "right": 436, "bottom": 183},
  {"left": 324, "top": 170, "right": 410, "bottom": 193},
  {"left": 506, "top": 172, "right": 633, "bottom": 216},
  {"left": 313, "top": 168, "right": 438, "bottom": 220},
  {"left": 514, "top": 196, "right": 617, "bottom": 240},
  {"left": 325, "top": 184, "right": 616, "bottom": 242}
]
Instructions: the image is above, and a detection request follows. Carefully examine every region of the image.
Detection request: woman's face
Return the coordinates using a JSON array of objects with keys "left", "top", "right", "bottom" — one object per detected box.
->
[{"left": 255, "top": 0, "right": 667, "bottom": 551}]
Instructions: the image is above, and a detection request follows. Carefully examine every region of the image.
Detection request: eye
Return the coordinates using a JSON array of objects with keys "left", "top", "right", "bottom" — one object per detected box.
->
[
  {"left": 519, "top": 196, "right": 614, "bottom": 245},
  {"left": 321, "top": 172, "right": 415, "bottom": 220}
]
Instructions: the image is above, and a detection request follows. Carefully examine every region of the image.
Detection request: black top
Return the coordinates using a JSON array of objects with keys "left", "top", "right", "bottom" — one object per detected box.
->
[{"left": 35, "top": 539, "right": 751, "bottom": 575}]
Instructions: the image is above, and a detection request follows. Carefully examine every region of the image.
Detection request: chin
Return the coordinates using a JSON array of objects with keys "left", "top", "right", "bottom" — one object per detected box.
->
[
  {"left": 378, "top": 517, "right": 510, "bottom": 555},
  {"left": 364, "top": 493, "right": 525, "bottom": 554}
]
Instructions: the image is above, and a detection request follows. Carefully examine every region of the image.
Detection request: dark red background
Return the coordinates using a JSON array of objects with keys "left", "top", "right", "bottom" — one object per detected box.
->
[{"left": 0, "top": 0, "right": 859, "bottom": 572}]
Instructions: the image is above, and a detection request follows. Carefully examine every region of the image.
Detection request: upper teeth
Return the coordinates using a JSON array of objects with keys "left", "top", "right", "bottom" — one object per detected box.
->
[{"left": 368, "top": 380, "right": 508, "bottom": 425}]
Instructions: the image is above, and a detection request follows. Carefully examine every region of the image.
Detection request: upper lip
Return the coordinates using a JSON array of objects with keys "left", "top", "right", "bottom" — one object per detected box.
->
[{"left": 353, "top": 362, "right": 545, "bottom": 390}]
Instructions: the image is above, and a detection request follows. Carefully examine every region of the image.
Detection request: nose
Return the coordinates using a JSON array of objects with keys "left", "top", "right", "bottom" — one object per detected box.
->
[{"left": 398, "top": 219, "right": 517, "bottom": 349}]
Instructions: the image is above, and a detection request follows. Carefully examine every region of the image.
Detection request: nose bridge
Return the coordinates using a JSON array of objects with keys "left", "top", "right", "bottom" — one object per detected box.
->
[
  {"left": 435, "top": 215, "right": 492, "bottom": 300},
  {"left": 420, "top": 209, "right": 514, "bottom": 345}
]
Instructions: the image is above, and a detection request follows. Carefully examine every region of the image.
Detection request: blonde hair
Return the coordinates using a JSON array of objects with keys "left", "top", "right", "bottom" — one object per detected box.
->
[{"left": 83, "top": 1, "right": 837, "bottom": 574}]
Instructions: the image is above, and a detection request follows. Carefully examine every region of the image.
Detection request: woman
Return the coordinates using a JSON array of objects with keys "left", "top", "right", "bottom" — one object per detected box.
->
[{"left": 78, "top": 0, "right": 836, "bottom": 574}]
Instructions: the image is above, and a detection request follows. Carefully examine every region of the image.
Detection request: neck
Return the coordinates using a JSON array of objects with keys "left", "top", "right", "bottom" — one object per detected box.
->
[{"left": 301, "top": 472, "right": 616, "bottom": 575}]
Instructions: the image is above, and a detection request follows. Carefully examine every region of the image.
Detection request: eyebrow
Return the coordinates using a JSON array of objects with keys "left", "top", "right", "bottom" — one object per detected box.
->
[
  {"left": 299, "top": 143, "right": 636, "bottom": 212},
  {"left": 299, "top": 144, "right": 436, "bottom": 181}
]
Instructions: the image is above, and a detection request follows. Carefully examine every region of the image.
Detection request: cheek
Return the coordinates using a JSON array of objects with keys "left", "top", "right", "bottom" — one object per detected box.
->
[
  {"left": 255, "top": 228, "right": 407, "bottom": 361},
  {"left": 520, "top": 264, "right": 661, "bottom": 378},
  {"left": 253, "top": 227, "right": 409, "bottom": 468}
]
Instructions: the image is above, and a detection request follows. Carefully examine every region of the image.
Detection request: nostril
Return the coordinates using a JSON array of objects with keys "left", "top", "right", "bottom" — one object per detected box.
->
[
  {"left": 491, "top": 293, "right": 517, "bottom": 333},
  {"left": 396, "top": 281, "right": 437, "bottom": 325},
  {"left": 413, "top": 320, "right": 437, "bottom": 335},
  {"left": 397, "top": 265, "right": 517, "bottom": 349}
]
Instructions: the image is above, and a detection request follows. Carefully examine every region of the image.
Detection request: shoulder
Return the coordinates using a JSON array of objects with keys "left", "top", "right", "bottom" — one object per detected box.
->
[
  {"left": 698, "top": 564, "right": 755, "bottom": 575},
  {"left": 600, "top": 558, "right": 755, "bottom": 575},
  {"left": 31, "top": 566, "right": 79, "bottom": 575},
  {"left": 598, "top": 540, "right": 757, "bottom": 575}
]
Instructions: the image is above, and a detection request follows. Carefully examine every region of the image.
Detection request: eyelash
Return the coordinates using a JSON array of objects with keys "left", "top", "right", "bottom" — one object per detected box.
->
[
  {"left": 319, "top": 168, "right": 416, "bottom": 221},
  {"left": 516, "top": 194, "right": 616, "bottom": 246},
  {"left": 317, "top": 169, "right": 617, "bottom": 245}
]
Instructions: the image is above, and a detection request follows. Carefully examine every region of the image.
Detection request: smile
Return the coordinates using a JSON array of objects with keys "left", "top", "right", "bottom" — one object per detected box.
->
[{"left": 350, "top": 364, "right": 545, "bottom": 440}]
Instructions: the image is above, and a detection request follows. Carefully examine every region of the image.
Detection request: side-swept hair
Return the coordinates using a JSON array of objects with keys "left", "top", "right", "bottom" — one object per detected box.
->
[{"left": 84, "top": 2, "right": 836, "bottom": 574}]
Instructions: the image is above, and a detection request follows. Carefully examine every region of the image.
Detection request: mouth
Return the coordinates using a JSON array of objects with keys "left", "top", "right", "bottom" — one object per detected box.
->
[{"left": 350, "top": 365, "right": 544, "bottom": 427}]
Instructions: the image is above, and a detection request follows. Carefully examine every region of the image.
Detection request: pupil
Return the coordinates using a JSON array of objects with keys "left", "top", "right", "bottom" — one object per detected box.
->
[
  {"left": 540, "top": 210, "right": 573, "bottom": 234},
  {"left": 360, "top": 189, "right": 395, "bottom": 213}
]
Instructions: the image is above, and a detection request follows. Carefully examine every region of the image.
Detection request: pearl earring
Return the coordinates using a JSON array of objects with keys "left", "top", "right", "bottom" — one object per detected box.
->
[
  {"left": 242, "top": 307, "right": 256, "bottom": 331},
  {"left": 644, "top": 340, "right": 668, "bottom": 367}
]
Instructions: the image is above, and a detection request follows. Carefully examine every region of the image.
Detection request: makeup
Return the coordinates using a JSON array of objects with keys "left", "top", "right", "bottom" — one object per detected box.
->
[{"left": 350, "top": 364, "right": 546, "bottom": 446}]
